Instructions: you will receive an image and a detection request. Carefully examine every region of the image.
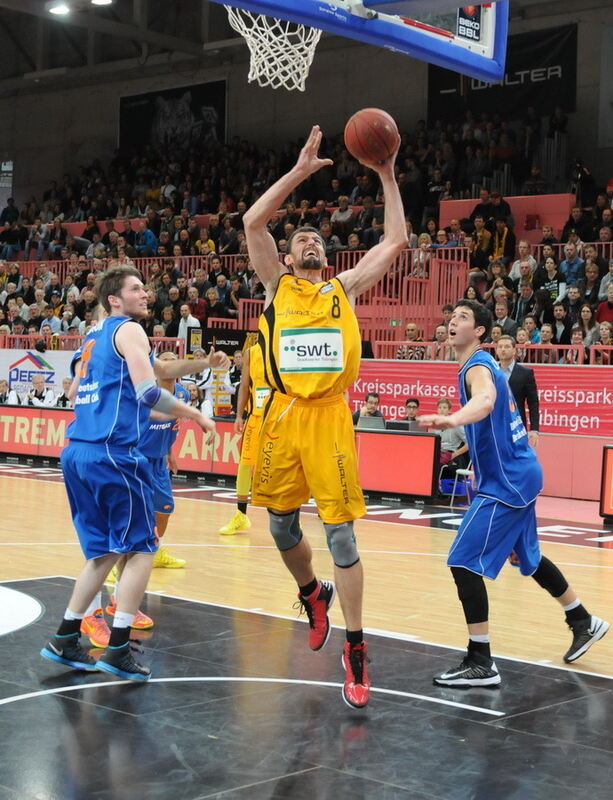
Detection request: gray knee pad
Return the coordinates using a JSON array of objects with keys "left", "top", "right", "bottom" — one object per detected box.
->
[
  {"left": 324, "top": 521, "right": 359, "bottom": 568},
  {"left": 268, "top": 509, "right": 302, "bottom": 551}
]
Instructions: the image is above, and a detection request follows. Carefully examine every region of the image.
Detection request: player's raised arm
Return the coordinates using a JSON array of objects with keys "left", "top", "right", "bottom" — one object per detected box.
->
[
  {"left": 419, "top": 365, "right": 496, "bottom": 430},
  {"left": 243, "top": 125, "right": 333, "bottom": 296},
  {"left": 337, "top": 143, "right": 407, "bottom": 303},
  {"left": 116, "top": 322, "right": 215, "bottom": 437}
]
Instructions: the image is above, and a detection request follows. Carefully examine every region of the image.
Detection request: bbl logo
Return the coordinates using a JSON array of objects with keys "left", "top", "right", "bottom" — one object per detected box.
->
[{"left": 457, "top": 5, "right": 482, "bottom": 42}]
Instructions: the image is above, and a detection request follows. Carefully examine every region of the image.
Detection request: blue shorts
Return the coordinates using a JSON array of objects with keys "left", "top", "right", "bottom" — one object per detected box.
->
[
  {"left": 150, "top": 457, "right": 174, "bottom": 514},
  {"left": 447, "top": 495, "right": 541, "bottom": 579},
  {"left": 61, "top": 441, "right": 157, "bottom": 560}
]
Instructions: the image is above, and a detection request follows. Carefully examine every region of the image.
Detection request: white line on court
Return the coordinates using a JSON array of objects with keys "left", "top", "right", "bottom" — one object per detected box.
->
[{"left": 0, "top": 676, "right": 505, "bottom": 716}]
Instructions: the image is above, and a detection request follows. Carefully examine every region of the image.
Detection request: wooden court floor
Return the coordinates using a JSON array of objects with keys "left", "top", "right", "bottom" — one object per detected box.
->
[{"left": 1, "top": 470, "right": 612, "bottom": 678}]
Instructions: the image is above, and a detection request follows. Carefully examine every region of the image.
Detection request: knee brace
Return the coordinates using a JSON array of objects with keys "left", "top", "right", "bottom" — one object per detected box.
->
[
  {"left": 450, "top": 566, "right": 489, "bottom": 625},
  {"left": 323, "top": 521, "right": 359, "bottom": 568},
  {"left": 268, "top": 509, "right": 302, "bottom": 551},
  {"left": 531, "top": 556, "right": 569, "bottom": 598}
]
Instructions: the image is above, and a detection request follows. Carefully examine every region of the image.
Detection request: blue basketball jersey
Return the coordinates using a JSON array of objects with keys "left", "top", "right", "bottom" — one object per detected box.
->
[
  {"left": 67, "top": 315, "right": 153, "bottom": 448},
  {"left": 139, "top": 383, "right": 190, "bottom": 459},
  {"left": 458, "top": 350, "right": 542, "bottom": 507}
]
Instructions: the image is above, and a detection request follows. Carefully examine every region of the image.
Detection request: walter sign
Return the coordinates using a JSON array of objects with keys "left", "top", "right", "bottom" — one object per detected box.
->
[{"left": 457, "top": 6, "right": 481, "bottom": 43}]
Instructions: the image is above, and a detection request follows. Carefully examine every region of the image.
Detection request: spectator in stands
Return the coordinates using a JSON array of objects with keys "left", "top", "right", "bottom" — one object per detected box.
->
[
  {"left": 0, "top": 197, "right": 19, "bottom": 225},
  {"left": 352, "top": 392, "right": 384, "bottom": 425},
  {"left": 472, "top": 214, "right": 492, "bottom": 256},
  {"left": 412, "top": 233, "right": 431, "bottom": 277},
  {"left": 559, "top": 242, "right": 585, "bottom": 288},
  {"left": 470, "top": 188, "right": 494, "bottom": 227},
  {"left": 0, "top": 222, "right": 20, "bottom": 260},
  {"left": 78, "top": 310, "right": 95, "bottom": 335},
  {"left": 577, "top": 262, "right": 601, "bottom": 308},
  {"left": 521, "top": 164, "right": 547, "bottom": 195},
  {"left": 524, "top": 314, "right": 541, "bottom": 343},
  {"left": 584, "top": 244, "right": 608, "bottom": 280},
  {"left": 330, "top": 196, "right": 355, "bottom": 243},
  {"left": 22, "top": 373, "right": 55, "bottom": 406},
  {"left": 594, "top": 322, "right": 612, "bottom": 364},
  {"left": 134, "top": 219, "right": 158, "bottom": 256},
  {"left": 208, "top": 255, "right": 229, "bottom": 286},
  {"left": 540, "top": 225, "right": 558, "bottom": 245},
  {"left": 483, "top": 260, "right": 514, "bottom": 306},
  {"left": 576, "top": 303, "right": 600, "bottom": 346},
  {"left": 405, "top": 397, "right": 420, "bottom": 422},
  {"left": 562, "top": 206, "right": 591, "bottom": 242},
  {"left": 534, "top": 256, "right": 566, "bottom": 303},
  {"left": 25, "top": 218, "right": 49, "bottom": 260},
  {"left": 512, "top": 281, "right": 536, "bottom": 326},
  {"left": 598, "top": 225, "right": 612, "bottom": 251},
  {"left": 463, "top": 285, "right": 484, "bottom": 304},
  {"left": 552, "top": 302, "right": 572, "bottom": 344},
  {"left": 493, "top": 298, "right": 518, "bottom": 337},
  {"left": 319, "top": 219, "right": 344, "bottom": 265},
  {"left": 205, "top": 286, "right": 226, "bottom": 320},
  {"left": 396, "top": 322, "right": 425, "bottom": 360},
  {"left": 433, "top": 324, "right": 452, "bottom": 360},
  {"left": 225, "top": 273, "right": 250, "bottom": 318},
  {"left": 55, "top": 377, "right": 73, "bottom": 408},
  {"left": 186, "top": 286, "right": 207, "bottom": 325},
  {"left": 596, "top": 284, "right": 613, "bottom": 323},
  {"left": 434, "top": 397, "right": 468, "bottom": 468},
  {"left": 432, "top": 229, "right": 449, "bottom": 249},
  {"left": 512, "top": 260, "right": 535, "bottom": 295},
  {"left": 218, "top": 216, "right": 239, "bottom": 255},
  {"left": 39, "top": 305, "right": 60, "bottom": 334},
  {"left": 509, "top": 240, "right": 537, "bottom": 281},
  {"left": 564, "top": 285, "right": 584, "bottom": 325},
  {"left": 187, "top": 384, "right": 204, "bottom": 411},
  {"left": 565, "top": 326, "right": 588, "bottom": 364},
  {"left": 491, "top": 218, "right": 516, "bottom": 265},
  {"left": 177, "top": 303, "right": 200, "bottom": 342},
  {"left": 598, "top": 259, "right": 613, "bottom": 302},
  {"left": 0, "top": 379, "right": 20, "bottom": 405}
]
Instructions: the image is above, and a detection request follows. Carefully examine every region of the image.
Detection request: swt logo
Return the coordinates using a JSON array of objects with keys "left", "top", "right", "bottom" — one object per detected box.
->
[{"left": 279, "top": 328, "right": 344, "bottom": 373}]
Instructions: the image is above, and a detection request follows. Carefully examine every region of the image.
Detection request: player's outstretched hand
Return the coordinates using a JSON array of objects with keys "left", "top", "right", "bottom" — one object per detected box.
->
[
  {"left": 234, "top": 417, "right": 245, "bottom": 435},
  {"left": 167, "top": 452, "right": 178, "bottom": 475},
  {"left": 361, "top": 132, "right": 401, "bottom": 175},
  {"left": 208, "top": 346, "right": 230, "bottom": 371},
  {"left": 417, "top": 413, "right": 453, "bottom": 430},
  {"left": 198, "top": 414, "right": 217, "bottom": 444},
  {"left": 295, "top": 125, "right": 333, "bottom": 177}
]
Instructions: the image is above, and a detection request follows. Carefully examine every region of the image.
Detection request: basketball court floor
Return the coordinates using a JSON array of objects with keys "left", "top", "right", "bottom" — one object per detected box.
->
[{"left": 1, "top": 463, "right": 611, "bottom": 799}]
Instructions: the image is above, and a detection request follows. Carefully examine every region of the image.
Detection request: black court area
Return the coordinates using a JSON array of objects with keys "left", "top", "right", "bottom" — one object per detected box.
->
[{"left": 0, "top": 578, "right": 611, "bottom": 800}]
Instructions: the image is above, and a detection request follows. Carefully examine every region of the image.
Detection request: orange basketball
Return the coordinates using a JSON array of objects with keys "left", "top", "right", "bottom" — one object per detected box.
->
[{"left": 343, "top": 108, "right": 399, "bottom": 165}]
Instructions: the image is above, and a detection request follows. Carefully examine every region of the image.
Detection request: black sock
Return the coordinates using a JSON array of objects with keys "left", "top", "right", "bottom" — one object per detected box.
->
[
  {"left": 565, "top": 604, "right": 589, "bottom": 623},
  {"left": 468, "top": 640, "right": 491, "bottom": 659},
  {"left": 108, "top": 626, "right": 131, "bottom": 648},
  {"left": 238, "top": 502, "right": 248, "bottom": 514},
  {"left": 57, "top": 618, "right": 81, "bottom": 637},
  {"left": 299, "top": 578, "right": 318, "bottom": 598},
  {"left": 346, "top": 629, "right": 363, "bottom": 646}
]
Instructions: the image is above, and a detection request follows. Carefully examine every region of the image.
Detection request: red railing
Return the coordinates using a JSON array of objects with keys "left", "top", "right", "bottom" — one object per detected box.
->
[
  {"left": 0, "top": 334, "right": 185, "bottom": 356},
  {"left": 373, "top": 341, "right": 600, "bottom": 364}
]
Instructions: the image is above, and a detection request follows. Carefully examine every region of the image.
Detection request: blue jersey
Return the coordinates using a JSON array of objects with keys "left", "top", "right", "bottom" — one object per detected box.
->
[
  {"left": 458, "top": 350, "right": 542, "bottom": 507},
  {"left": 67, "top": 315, "right": 153, "bottom": 448},
  {"left": 138, "top": 383, "right": 190, "bottom": 459}
]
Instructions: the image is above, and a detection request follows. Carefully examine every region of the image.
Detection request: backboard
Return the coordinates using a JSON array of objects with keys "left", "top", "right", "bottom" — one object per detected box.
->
[{"left": 215, "top": 1, "right": 509, "bottom": 83}]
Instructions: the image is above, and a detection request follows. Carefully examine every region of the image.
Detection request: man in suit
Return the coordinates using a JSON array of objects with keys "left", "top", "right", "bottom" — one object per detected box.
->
[
  {"left": 493, "top": 299, "right": 518, "bottom": 338},
  {"left": 496, "top": 336, "right": 539, "bottom": 448}
]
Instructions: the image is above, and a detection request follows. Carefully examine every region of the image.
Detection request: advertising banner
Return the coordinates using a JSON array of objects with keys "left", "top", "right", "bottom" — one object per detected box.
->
[
  {"left": 119, "top": 80, "right": 226, "bottom": 155},
  {"left": 1, "top": 349, "right": 74, "bottom": 399},
  {"left": 348, "top": 361, "right": 613, "bottom": 437},
  {"left": 428, "top": 24, "right": 577, "bottom": 121}
]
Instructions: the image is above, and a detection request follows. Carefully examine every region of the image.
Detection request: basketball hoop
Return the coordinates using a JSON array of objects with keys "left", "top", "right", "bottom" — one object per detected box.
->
[{"left": 224, "top": 6, "right": 322, "bottom": 92}]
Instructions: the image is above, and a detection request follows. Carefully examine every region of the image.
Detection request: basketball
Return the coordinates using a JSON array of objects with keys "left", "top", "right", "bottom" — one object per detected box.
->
[{"left": 343, "top": 108, "right": 399, "bottom": 165}]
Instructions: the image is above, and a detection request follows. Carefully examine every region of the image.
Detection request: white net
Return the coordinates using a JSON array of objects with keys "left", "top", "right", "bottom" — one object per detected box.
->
[{"left": 224, "top": 6, "right": 322, "bottom": 92}]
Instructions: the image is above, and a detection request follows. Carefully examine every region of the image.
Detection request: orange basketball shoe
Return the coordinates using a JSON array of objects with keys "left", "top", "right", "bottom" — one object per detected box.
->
[
  {"left": 80, "top": 609, "right": 110, "bottom": 648},
  {"left": 105, "top": 599, "right": 154, "bottom": 630}
]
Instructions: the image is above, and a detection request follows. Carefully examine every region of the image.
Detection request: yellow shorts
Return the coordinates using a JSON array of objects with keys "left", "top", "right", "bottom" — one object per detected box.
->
[
  {"left": 251, "top": 392, "right": 366, "bottom": 524},
  {"left": 240, "top": 413, "right": 263, "bottom": 467}
]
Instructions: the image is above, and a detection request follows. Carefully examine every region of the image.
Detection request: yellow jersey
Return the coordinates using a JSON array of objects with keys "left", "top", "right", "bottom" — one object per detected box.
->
[
  {"left": 245, "top": 344, "right": 270, "bottom": 418},
  {"left": 258, "top": 274, "right": 361, "bottom": 399}
]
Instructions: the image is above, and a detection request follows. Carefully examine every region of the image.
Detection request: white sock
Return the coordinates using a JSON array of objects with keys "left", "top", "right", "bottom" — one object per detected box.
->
[
  {"left": 469, "top": 633, "right": 490, "bottom": 643},
  {"left": 84, "top": 592, "right": 102, "bottom": 617},
  {"left": 64, "top": 608, "right": 84, "bottom": 621},
  {"left": 113, "top": 611, "right": 135, "bottom": 628},
  {"left": 563, "top": 598, "right": 581, "bottom": 612}
]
